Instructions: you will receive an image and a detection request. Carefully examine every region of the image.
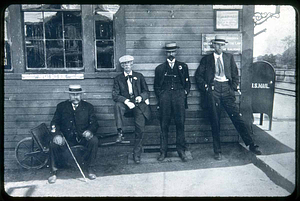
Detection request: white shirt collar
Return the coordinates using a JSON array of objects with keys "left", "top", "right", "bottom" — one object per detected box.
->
[
  {"left": 214, "top": 52, "right": 223, "bottom": 59},
  {"left": 167, "top": 58, "right": 176, "bottom": 63},
  {"left": 124, "top": 71, "right": 133, "bottom": 77}
]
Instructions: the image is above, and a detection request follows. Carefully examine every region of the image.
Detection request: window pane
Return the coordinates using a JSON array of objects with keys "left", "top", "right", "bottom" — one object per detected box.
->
[
  {"left": 44, "top": 12, "right": 63, "bottom": 39},
  {"left": 24, "top": 12, "right": 43, "bottom": 39},
  {"left": 64, "top": 11, "right": 82, "bottom": 39},
  {"left": 22, "top": 4, "right": 42, "bottom": 10},
  {"left": 65, "top": 40, "right": 83, "bottom": 68},
  {"left": 46, "top": 40, "right": 64, "bottom": 68},
  {"left": 95, "top": 21, "right": 113, "bottom": 40},
  {"left": 96, "top": 41, "right": 113, "bottom": 68},
  {"left": 4, "top": 41, "right": 11, "bottom": 70},
  {"left": 4, "top": 9, "right": 11, "bottom": 70},
  {"left": 61, "top": 5, "right": 81, "bottom": 10},
  {"left": 42, "top": 4, "right": 61, "bottom": 9},
  {"left": 26, "top": 40, "right": 45, "bottom": 68}
]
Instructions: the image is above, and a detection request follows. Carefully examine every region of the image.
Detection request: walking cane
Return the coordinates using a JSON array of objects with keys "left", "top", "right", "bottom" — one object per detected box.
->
[{"left": 62, "top": 135, "right": 87, "bottom": 182}]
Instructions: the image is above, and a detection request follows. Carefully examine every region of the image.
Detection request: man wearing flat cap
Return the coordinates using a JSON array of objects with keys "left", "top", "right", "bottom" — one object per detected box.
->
[
  {"left": 112, "top": 55, "right": 151, "bottom": 164},
  {"left": 154, "top": 42, "right": 191, "bottom": 162},
  {"left": 195, "top": 35, "right": 262, "bottom": 160},
  {"left": 48, "top": 85, "right": 99, "bottom": 183}
]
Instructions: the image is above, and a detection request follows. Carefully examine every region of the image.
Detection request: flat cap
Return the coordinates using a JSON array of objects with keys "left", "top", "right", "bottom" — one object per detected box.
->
[{"left": 119, "top": 55, "right": 134, "bottom": 63}]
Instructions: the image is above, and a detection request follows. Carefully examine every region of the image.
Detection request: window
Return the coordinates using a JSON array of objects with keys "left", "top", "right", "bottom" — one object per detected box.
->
[
  {"left": 22, "top": 4, "right": 83, "bottom": 70},
  {"left": 4, "top": 9, "right": 12, "bottom": 70},
  {"left": 94, "top": 5, "right": 119, "bottom": 70}
]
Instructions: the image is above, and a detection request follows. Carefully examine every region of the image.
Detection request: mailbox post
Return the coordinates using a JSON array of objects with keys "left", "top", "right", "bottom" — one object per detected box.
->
[{"left": 251, "top": 61, "right": 276, "bottom": 130}]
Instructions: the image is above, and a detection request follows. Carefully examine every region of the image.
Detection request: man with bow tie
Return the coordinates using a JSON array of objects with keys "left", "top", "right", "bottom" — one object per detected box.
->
[
  {"left": 48, "top": 85, "right": 99, "bottom": 183},
  {"left": 195, "top": 35, "right": 262, "bottom": 160},
  {"left": 154, "top": 42, "right": 191, "bottom": 162},
  {"left": 112, "top": 55, "right": 151, "bottom": 164}
]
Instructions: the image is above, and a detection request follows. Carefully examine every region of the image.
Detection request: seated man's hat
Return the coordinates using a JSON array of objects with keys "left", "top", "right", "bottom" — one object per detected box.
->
[
  {"left": 164, "top": 42, "right": 180, "bottom": 51},
  {"left": 211, "top": 35, "right": 228, "bottom": 45},
  {"left": 66, "top": 85, "right": 85, "bottom": 93},
  {"left": 119, "top": 55, "right": 134, "bottom": 63}
]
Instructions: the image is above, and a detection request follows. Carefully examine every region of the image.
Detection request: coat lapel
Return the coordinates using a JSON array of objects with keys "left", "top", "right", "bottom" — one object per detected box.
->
[
  {"left": 222, "top": 53, "right": 230, "bottom": 78},
  {"left": 121, "top": 73, "right": 130, "bottom": 95}
]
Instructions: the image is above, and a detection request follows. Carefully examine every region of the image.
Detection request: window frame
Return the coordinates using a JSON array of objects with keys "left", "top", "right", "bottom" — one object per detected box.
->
[
  {"left": 4, "top": 8, "right": 13, "bottom": 72},
  {"left": 21, "top": 5, "right": 84, "bottom": 71},
  {"left": 93, "top": 5, "right": 120, "bottom": 72}
]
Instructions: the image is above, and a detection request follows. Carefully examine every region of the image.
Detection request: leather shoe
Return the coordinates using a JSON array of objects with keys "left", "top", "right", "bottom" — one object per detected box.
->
[
  {"left": 249, "top": 144, "right": 262, "bottom": 155},
  {"left": 157, "top": 153, "right": 166, "bottom": 161},
  {"left": 87, "top": 168, "right": 96, "bottom": 180},
  {"left": 48, "top": 172, "right": 57, "bottom": 184},
  {"left": 178, "top": 151, "right": 188, "bottom": 162},
  {"left": 214, "top": 153, "right": 222, "bottom": 160},
  {"left": 116, "top": 131, "right": 124, "bottom": 143},
  {"left": 133, "top": 154, "right": 141, "bottom": 164}
]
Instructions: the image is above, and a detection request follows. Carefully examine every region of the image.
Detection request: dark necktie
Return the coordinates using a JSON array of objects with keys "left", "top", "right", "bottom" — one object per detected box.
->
[
  {"left": 126, "top": 75, "right": 133, "bottom": 83},
  {"left": 216, "top": 57, "right": 225, "bottom": 77}
]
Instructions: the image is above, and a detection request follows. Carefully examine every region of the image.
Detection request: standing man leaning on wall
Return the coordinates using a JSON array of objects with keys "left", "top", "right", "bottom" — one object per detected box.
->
[
  {"left": 194, "top": 36, "right": 262, "bottom": 160},
  {"left": 154, "top": 42, "right": 191, "bottom": 162},
  {"left": 112, "top": 55, "right": 151, "bottom": 164}
]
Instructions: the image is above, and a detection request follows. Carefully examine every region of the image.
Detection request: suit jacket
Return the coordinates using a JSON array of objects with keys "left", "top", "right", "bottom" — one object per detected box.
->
[
  {"left": 112, "top": 71, "right": 151, "bottom": 120},
  {"left": 154, "top": 60, "right": 191, "bottom": 108},
  {"left": 50, "top": 100, "right": 99, "bottom": 141},
  {"left": 195, "top": 52, "right": 239, "bottom": 108}
]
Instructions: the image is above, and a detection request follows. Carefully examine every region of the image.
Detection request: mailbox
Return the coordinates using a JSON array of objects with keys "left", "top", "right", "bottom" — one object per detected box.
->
[{"left": 251, "top": 61, "right": 275, "bottom": 130}]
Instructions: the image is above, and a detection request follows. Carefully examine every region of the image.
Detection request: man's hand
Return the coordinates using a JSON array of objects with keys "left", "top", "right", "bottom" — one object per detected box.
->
[
  {"left": 135, "top": 96, "right": 142, "bottom": 104},
  {"left": 124, "top": 99, "right": 135, "bottom": 109},
  {"left": 53, "top": 135, "right": 65, "bottom": 146},
  {"left": 82, "top": 130, "right": 93, "bottom": 141}
]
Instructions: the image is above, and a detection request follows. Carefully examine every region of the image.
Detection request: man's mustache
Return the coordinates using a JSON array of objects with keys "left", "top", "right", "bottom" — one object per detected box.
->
[{"left": 168, "top": 55, "right": 175, "bottom": 60}]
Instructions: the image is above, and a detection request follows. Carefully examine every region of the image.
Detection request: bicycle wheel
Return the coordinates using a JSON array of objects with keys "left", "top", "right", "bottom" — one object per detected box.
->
[{"left": 15, "top": 137, "right": 49, "bottom": 169}]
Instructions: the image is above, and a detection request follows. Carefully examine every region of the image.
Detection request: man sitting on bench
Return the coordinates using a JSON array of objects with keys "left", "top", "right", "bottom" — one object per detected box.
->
[
  {"left": 48, "top": 85, "right": 99, "bottom": 184},
  {"left": 112, "top": 55, "right": 151, "bottom": 164}
]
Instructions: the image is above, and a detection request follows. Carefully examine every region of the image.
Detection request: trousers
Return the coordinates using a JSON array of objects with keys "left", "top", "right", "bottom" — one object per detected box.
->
[
  {"left": 159, "top": 89, "right": 186, "bottom": 154},
  {"left": 114, "top": 102, "right": 146, "bottom": 156},
  {"left": 207, "top": 81, "right": 254, "bottom": 153},
  {"left": 49, "top": 135, "right": 98, "bottom": 173}
]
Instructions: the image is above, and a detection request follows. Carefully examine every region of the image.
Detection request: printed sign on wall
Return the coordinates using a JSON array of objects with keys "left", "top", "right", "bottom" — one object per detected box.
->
[{"left": 201, "top": 33, "right": 242, "bottom": 55}]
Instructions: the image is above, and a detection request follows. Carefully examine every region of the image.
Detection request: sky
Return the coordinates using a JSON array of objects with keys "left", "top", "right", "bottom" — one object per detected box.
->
[{"left": 253, "top": 5, "right": 296, "bottom": 57}]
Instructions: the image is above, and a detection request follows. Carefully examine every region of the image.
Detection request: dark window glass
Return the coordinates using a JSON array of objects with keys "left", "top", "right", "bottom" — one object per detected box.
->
[
  {"left": 46, "top": 40, "right": 64, "bottom": 68},
  {"left": 24, "top": 12, "right": 44, "bottom": 39},
  {"left": 95, "top": 21, "right": 113, "bottom": 40},
  {"left": 4, "top": 9, "right": 12, "bottom": 70},
  {"left": 65, "top": 40, "right": 83, "bottom": 67},
  {"left": 26, "top": 40, "right": 45, "bottom": 68},
  {"left": 64, "top": 11, "right": 82, "bottom": 39},
  {"left": 45, "top": 12, "right": 63, "bottom": 39},
  {"left": 96, "top": 41, "right": 113, "bottom": 68}
]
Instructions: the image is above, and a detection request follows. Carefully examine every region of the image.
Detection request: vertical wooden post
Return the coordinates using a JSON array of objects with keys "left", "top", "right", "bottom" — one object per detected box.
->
[
  {"left": 8, "top": 5, "right": 25, "bottom": 74},
  {"left": 82, "top": 5, "right": 95, "bottom": 73},
  {"left": 241, "top": 5, "right": 255, "bottom": 125},
  {"left": 114, "top": 5, "right": 126, "bottom": 71}
]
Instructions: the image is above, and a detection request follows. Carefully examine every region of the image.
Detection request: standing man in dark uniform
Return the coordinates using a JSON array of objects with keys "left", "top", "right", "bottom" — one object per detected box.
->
[
  {"left": 195, "top": 35, "right": 262, "bottom": 160},
  {"left": 112, "top": 55, "right": 151, "bottom": 164},
  {"left": 48, "top": 85, "right": 99, "bottom": 183},
  {"left": 154, "top": 42, "right": 191, "bottom": 162}
]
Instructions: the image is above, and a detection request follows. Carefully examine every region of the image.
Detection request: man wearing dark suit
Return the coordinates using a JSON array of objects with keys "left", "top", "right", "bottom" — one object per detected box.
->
[
  {"left": 112, "top": 55, "right": 151, "bottom": 164},
  {"left": 154, "top": 42, "right": 191, "bottom": 162},
  {"left": 195, "top": 36, "right": 262, "bottom": 160},
  {"left": 48, "top": 85, "right": 99, "bottom": 183}
]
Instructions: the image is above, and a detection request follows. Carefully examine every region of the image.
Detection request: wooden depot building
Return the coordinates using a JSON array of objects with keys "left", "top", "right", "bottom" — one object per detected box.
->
[{"left": 4, "top": 4, "right": 255, "bottom": 169}]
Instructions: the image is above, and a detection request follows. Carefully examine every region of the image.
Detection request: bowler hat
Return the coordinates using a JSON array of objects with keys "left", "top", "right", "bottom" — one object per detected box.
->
[
  {"left": 164, "top": 42, "right": 180, "bottom": 51},
  {"left": 211, "top": 35, "right": 228, "bottom": 45},
  {"left": 119, "top": 55, "right": 134, "bottom": 63},
  {"left": 65, "top": 85, "right": 85, "bottom": 93}
]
